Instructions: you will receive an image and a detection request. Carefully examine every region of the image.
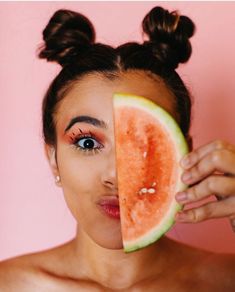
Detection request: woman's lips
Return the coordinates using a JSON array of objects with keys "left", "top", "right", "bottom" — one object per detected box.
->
[{"left": 97, "top": 196, "right": 120, "bottom": 220}]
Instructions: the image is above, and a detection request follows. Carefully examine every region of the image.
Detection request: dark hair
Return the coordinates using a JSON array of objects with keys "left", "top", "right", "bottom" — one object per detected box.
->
[{"left": 38, "top": 6, "right": 195, "bottom": 146}]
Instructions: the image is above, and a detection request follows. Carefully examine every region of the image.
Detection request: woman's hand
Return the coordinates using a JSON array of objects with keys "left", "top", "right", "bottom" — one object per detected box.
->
[{"left": 175, "top": 140, "right": 235, "bottom": 232}]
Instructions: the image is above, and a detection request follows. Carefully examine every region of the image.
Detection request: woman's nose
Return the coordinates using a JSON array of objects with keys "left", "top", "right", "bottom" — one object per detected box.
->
[{"left": 101, "top": 148, "right": 118, "bottom": 191}]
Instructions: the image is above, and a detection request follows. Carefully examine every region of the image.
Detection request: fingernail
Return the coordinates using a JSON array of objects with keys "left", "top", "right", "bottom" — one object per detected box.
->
[
  {"left": 181, "top": 156, "right": 191, "bottom": 168},
  {"left": 175, "top": 212, "right": 189, "bottom": 222},
  {"left": 176, "top": 192, "right": 188, "bottom": 202},
  {"left": 182, "top": 172, "right": 192, "bottom": 182}
]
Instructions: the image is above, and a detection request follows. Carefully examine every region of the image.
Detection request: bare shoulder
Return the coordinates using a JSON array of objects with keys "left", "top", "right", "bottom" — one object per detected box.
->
[
  {"left": 200, "top": 252, "right": 235, "bottom": 284},
  {"left": 171, "top": 240, "right": 235, "bottom": 291},
  {"left": 0, "top": 253, "right": 44, "bottom": 291},
  {"left": 189, "top": 248, "right": 235, "bottom": 290},
  {"left": 0, "top": 242, "right": 71, "bottom": 292}
]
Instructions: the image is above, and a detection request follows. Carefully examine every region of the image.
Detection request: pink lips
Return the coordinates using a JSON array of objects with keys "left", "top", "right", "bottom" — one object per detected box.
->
[{"left": 97, "top": 196, "right": 120, "bottom": 220}]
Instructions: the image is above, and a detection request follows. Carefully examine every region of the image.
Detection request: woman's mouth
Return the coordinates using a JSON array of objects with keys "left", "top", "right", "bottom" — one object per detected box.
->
[{"left": 96, "top": 196, "right": 120, "bottom": 220}]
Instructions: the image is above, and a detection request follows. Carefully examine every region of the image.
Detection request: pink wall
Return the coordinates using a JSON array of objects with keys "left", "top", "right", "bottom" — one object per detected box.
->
[{"left": 1, "top": 2, "right": 235, "bottom": 260}]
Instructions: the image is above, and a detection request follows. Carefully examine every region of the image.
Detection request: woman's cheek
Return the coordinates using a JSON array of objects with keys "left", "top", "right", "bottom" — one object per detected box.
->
[
  {"left": 59, "top": 166, "right": 91, "bottom": 220},
  {"left": 58, "top": 150, "right": 101, "bottom": 195}
]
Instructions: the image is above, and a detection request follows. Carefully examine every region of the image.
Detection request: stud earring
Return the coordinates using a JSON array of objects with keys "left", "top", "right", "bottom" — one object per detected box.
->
[{"left": 55, "top": 175, "right": 61, "bottom": 183}]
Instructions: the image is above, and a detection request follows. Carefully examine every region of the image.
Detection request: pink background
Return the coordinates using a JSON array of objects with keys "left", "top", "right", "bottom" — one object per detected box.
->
[{"left": 1, "top": 1, "right": 235, "bottom": 260}]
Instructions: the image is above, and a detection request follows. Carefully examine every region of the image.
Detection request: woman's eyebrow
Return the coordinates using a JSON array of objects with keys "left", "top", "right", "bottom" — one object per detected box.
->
[{"left": 64, "top": 115, "right": 108, "bottom": 133}]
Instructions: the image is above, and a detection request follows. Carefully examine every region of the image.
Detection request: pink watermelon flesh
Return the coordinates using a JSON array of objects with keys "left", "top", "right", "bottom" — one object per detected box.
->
[{"left": 113, "top": 93, "right": 188, "bottom": 252}]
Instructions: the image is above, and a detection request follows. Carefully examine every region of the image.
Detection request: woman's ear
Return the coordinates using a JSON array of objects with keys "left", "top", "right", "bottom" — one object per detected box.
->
[{"left": 44, "top": 144, "right": 61, "bottom": 187}]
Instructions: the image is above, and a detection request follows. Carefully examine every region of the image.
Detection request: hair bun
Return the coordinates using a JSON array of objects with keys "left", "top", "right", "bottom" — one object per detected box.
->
[
  {"left": 38, "top": 9, "right": 96, "bottom": 66},
  {"left": 142, "top": 6, "right": 195, "bottom": 69}
]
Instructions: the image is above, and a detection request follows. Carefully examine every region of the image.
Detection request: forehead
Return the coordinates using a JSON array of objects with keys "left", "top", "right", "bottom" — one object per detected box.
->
[{"left": 55, "top": 70, "right": 178, "bottom": 130}]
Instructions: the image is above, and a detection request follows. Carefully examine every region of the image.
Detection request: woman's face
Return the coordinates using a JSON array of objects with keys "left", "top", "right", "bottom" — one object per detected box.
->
[{"left": 48, "top": 70, "right": 178, "bottom": 249}]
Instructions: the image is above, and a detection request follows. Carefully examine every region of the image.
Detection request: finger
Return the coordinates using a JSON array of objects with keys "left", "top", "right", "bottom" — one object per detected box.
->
[
  {"left": 229, "top": 215, "right": 235, "bottom": 232},
  {"left": 215, "top": 194, "right": 225, "bottom": 201},
  {"left": 213, "top": 174, "right": 232, "bottom": 200},
  {"left": 176, "top": 175, "right": 235, "bottom": 204},
  {"left": 181, "top": 140, "right": 235, "bottom": 170},
  {"left": 214, "top": 173, "right": 235, "bottom": 200},
  {"left": 214, "top": 194, "right": 235, "bottom": 233},
  {"left": 175, "top": 196, "right": 235, "bottom": 223},
  {"left": 181, "top": 149, "right": 235, "bottom": 185}
]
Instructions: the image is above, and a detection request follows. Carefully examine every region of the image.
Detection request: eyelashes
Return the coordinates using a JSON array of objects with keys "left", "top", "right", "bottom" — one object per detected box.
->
[{"left": 70, "top": 128, "right": 104, "bottom": 155}]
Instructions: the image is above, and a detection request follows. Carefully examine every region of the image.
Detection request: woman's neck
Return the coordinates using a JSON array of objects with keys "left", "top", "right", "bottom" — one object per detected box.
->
[{"left": 66, "top": 226, "right": 178, "bottom": 290}]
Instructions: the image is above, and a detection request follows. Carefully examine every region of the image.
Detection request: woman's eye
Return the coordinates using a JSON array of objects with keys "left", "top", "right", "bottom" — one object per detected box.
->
[
  {"left": 74, "top": 136, "right": 103, "bottom": 154},
  {"left": 78, "top": 138, "right": 99, "bottom": 149}
]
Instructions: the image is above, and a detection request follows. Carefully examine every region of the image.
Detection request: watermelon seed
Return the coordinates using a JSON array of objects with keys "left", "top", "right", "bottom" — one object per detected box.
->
[
  {"left": 138, "top": 187, "right": 148, "bottom": 195},
  {"left": 152, "top": 182, "right": 156, "bottom": 187},
  {"left": 138, "top": 187, "right": 156, "bottom": 195},
  {"left": 148, "top": 188, "right": 156, "bottom": 194},
  {"left": 143, "top": 151, "right": 147, "bottom": 158}
]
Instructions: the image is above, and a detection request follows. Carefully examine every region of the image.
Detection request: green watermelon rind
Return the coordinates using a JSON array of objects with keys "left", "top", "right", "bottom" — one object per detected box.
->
[{"left": 113, "top": 93, "right": 189, "bottom": 253}]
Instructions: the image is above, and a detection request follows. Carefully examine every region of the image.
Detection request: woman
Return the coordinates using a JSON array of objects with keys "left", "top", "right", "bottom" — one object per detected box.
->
[{"left": 0, "top": 6, "right": 235, "bottom": 291}]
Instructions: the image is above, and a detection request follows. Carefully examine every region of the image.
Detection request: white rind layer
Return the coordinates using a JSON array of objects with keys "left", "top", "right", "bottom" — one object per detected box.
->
[{"left": 113, "top": 93, "right": 189, "bottom": 253}]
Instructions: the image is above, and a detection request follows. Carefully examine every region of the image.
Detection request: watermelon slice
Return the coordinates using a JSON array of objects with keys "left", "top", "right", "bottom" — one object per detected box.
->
[{"left": 113, "top": 93, "right": 189, "bottom": 253}]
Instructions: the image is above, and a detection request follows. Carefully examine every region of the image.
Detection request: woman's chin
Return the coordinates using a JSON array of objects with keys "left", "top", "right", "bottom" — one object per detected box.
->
[
  {"left": 96, "top": 239, "right": 124, "bottom": 250},
  {"left": 92, "top": 230, "right": 124, "bottom": 250},
  {"left": 90, "top": 217, "right": 124, "bottom": 249}
]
